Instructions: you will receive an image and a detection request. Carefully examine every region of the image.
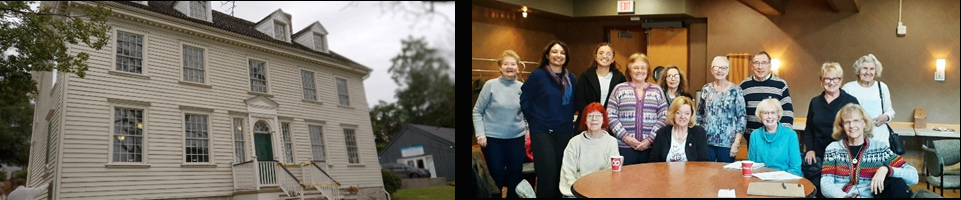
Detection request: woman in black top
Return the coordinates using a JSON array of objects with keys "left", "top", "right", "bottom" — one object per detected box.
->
[
  {"left": 649, "top": 97, "right": 709, "bottom": 162},
  {"left": 802, "top": 62, "right": 859, "bottom": 198},
  {"left": 573, "top": 43, "right": 626, "bottom": 131}
]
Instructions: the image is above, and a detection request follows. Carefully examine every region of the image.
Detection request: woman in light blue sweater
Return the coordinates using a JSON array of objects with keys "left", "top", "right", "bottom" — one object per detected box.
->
[
  {"left": 472, "top": 50, "right": 527, "bottom": 198},
  {"left": 747, "top": 98, "right": 802, "bottom": 176}
]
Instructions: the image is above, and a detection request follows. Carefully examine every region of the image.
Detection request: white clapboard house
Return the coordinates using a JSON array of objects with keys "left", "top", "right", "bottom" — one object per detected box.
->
[{"left": 27, "top": 1, "right": 385, "bottom": 199}]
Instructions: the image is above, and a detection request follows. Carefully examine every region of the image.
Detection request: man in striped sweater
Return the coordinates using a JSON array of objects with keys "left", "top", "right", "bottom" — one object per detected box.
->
[{"left": 740, "top": 51, "right": 794, "bottom": 146}]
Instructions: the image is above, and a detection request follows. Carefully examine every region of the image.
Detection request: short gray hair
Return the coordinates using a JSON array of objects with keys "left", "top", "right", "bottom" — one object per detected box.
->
[
  {"left": 711, "top": 56, "right": 730, "bottom": 67},
  {"left": 853, "top": 54, "right": 883, "bottom": 78}
]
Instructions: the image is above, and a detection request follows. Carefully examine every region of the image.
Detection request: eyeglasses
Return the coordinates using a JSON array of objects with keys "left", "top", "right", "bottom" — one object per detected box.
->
[
  {"left": 842, "top": 119, "right": 864, "bottom": 126},
  {"left": 712, "top": 66, "right": 729, "bottom": 70},
  {"left": 665, "top": 74, "right": 681, "bottom": 80},
  {"left": 586, "top": 114, "right": 604, "bottom": 119},
  {"left": 752, "top": 61, "right": 771, "bottom": 66},
  {"left": 821, "top": 77, "right": 842, "bottom": 83},
  {"left": 597, "top": 52, "right": 613, "bottom": 57}
]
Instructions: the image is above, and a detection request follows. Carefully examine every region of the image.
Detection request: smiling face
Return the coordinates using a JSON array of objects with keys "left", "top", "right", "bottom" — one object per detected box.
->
[
  {"left": 752, "top": 54, "right": 771, "bottom": 79},
  {"left": 711, "top": 60, "right": 730, "bottom": 81},
  {"left": 673, "top": 104, "right": 692, "bottom": 127},
  {"left": 760, "top": 107, "right": 780, "bottom": 130},
  {"left": 585, "top": 111, "right": 604, "bottom": 132},
  {"left": 547, "top": 44, "right": 567, "bottom": 67},
  {"left": 858, "top": 62, "right": 877, "bottom": 83},
  {"left": 842, "top": 112, "right": 866, "bottom": 141},
  {"left": 500, "top": 56, "right": 518, "bottom": 79},
  {"left": 595, "top": 45, "right": 613, "bottom": 68},
  {"left": 628, "top": 60, "right": 649, "bottom": 83},
  {"left": 664, "top": 68, "right": 681, "bottom": 89},
  {"left": 821, "top": 70, "right": 842, "bottom": 94}
]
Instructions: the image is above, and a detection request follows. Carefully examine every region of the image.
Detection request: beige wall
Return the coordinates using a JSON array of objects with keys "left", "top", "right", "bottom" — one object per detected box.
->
[
  {"left": 473, "top": 0, "right": 960, "bottom": 123},
  {"left": 691, "top": 0, "right": 960, "bottom": 124}
]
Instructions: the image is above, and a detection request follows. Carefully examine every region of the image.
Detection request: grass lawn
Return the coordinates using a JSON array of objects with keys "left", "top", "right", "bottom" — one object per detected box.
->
[{"left": 392, "top": 185, "right": 455, "bottom": 200}]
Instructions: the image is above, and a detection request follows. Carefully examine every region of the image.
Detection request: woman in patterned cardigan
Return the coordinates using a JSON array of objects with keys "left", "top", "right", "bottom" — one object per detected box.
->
[{"left": 821, "top": 104, "right": 917, "bottom": 198}]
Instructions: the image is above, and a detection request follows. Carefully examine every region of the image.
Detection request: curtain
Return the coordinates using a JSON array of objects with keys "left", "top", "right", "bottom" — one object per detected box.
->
[{"left": 727, "top": 53, "right": 751, "bottom": 83}]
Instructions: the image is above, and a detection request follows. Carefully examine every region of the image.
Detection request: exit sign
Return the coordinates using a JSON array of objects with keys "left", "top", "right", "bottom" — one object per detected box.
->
[{"left": 617, "top": 0, "right": 634, "bottom": 14}]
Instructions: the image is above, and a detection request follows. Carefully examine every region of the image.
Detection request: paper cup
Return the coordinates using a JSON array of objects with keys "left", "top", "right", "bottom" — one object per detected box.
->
[
  {"left": 611, "top": 155, "right": 624, "bottom": 172},
  {"left": 741, "top": 161, "right": 754, "bottom": 177}
]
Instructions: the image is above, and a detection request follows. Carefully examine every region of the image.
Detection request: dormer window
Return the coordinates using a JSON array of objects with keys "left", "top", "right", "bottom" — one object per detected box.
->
[
  {"left": 274, "top": 21, "right": 287, "bottom": 41},
  {"left": 312, "top": 34, "right": 325, "bottom": 51},
  {"left": 190, "top": 1, "right": 207, "bottom": 20}
]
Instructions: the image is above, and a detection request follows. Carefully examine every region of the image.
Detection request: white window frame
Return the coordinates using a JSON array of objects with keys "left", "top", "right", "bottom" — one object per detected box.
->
[
  {"left": 106, "top": 99, "right": 150, "bottom": 168},
  {"left": 247, "top": 58, "right": 271, "bottom": 95},
  {"left": 189, "top": 1, "right": 209, "bottom": 20},
  {"left": 307, "top": 124, "right": 327, "bottom": 162},
  {"left": 110, "top": 28, "right": 150, "bottom": 79},
  {"left": 273, "top": 20, "right": 288, "bottom": 41},
  {"left": 280, "top": 121, "right": 295, "bottom": 163},
  {"left": 231, "top": 117, "right": 247, "bottom": 163},
  {"left": 312, "top": 33, "right": 326, "bottom": 52},
  {"left": 180, "top": 107, "right": 215, "bottom": 167},
  {"left": 179, "top": 42, "right": 210, "bottom": 86},
  {"left": 301, "top": 69, "right": 318, "bottom": 101},
  {"left": 344, "top": 128, "right": 359, "bottom": 164},
  {"left": 335, "top": 77, "right": 350, "bottom": 106}
]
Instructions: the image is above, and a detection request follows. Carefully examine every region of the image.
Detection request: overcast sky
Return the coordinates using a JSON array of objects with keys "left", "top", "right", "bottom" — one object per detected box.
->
[{"left": 210, "top": 1, "right": 455, "bottom": 108}]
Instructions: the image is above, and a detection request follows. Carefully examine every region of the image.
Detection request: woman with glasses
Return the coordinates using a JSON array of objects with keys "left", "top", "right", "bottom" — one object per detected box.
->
[
  {"left": 802, "top": 62, "right": 860, "bottom": 197},
  {"left": 747, "top": 98, "right": 802, "bottom": 176},
  {"left": 607, "top": 53, "right": 667, "bottom": 165},
  {"left": 649, "top": 96, "right": 708, "bottom": 162},
  {"left": 658, "top": 65, "right": 692, "bottom": 108},
  {"left": 841, "top": 54, "right": 894, "bottom": 146},
  {"left": 574, "top": 43, "right": 626, "bottom": 131},
  {"left": 472, "top": 50, "right": 528, "bottom": 198},
  {"left": 559, "top": 102, "right": 620, "bottom": 198},
  {"left": 821, "top": 104, "right": 916, "bottom": 198},
  {"left": 740, "top": 51, "right": 794, "bottom": 147},
  {"left": 696, "top": 56, "right": 746, "bottom": 163}
]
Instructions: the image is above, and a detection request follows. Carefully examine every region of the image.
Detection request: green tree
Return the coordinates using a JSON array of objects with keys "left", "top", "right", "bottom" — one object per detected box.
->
[
  {"left": 388, "top": 36, "right": 454, "bottom": 129},
  {"left": 0, "top": 98, "right": 33, "bottom": 167},
  {"left": 369, "top": 100, "right": 405, "bottom": 152},
  {"left": 0, "top": 1, "right": 112, "bottom": 104}
]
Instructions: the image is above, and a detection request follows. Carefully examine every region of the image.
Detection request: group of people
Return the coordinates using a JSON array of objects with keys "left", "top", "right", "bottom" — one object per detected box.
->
[{"left": 472, "top": 40, "right": 916, "bottom": 198}]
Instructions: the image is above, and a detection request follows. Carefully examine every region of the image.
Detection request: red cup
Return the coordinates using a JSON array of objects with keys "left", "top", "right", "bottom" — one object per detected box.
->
[
  {"left": 611, "top": 155, "right": 624, "bottom": 172},
  {"left": 741, "top": 161, "right": 754, "bottom": 177}
]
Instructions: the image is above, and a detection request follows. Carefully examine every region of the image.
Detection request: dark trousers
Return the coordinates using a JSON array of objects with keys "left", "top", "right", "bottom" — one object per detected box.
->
[
  {"left": 707, "top": 146, "right": 735, "bottom": 163},
  {"left": 482, "top": 137, "right": 525, "bottom": 198},
  {"left": 876, "top": 177, "right": 912, "bottom": 198},
  {"left": 618, "top": 148, "right": 650, "bottom": 165},
  {"left": 530, "top": 131, "right": 573, "bottom": 198}
]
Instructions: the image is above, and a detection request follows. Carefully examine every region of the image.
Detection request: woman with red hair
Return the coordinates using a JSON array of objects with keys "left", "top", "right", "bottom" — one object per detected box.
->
[{"left": 558, "top": 102, "right": 620, "bottom": 198}]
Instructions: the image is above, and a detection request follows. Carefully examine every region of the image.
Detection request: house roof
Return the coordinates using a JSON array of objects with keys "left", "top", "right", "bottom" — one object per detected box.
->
[
  {"left": 407, "top": 124, "right": 455, "bottom": 144},
  {"left": 110, "top": 1, "right": 369, "bottom": 72},
  {"left": 377, "top": 124, "right": 454, "bottom": 157}
]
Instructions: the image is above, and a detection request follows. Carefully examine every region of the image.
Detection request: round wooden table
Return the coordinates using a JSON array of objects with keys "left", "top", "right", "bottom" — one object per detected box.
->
[{"left": 571, "top": 162, "right": 816, "bottom": 198}]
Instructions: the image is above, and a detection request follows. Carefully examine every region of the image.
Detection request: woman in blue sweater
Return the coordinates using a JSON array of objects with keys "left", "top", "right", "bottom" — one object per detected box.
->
[
  {"left": 747, "top": 98, "right": 802, "bottom": 176},
  {"left": 472, "top": 50, "right": 527, "bottom": 198},
  {"left": 520, "top": 40, "right": 577, "bottom": 198}
]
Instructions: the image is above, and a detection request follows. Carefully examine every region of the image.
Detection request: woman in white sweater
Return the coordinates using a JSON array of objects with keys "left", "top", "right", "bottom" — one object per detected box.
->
[
  {"left": 842, "top": 54, "right": 895, "bottom": 146},
  {"left": 559, "top": 102, "right": 620, "bottom": 198}
]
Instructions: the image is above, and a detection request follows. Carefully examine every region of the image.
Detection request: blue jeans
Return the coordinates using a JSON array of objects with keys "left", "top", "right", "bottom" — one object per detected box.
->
[
  {"left": 483, "top": 136, "right": 526, "bottom": 198},
  {"left": 706, "top": 146, "right": 735, "bottom": 163}
]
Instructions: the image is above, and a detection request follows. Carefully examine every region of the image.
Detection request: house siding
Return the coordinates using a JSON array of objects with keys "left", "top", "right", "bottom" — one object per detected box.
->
[{"left": 28, "top": 2, "right": 381, "bottom": 199}]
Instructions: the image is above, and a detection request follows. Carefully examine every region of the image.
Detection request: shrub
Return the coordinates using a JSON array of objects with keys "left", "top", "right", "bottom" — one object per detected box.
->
[{"left": 382, "top": 168, "right": 402, "bottom": 195}]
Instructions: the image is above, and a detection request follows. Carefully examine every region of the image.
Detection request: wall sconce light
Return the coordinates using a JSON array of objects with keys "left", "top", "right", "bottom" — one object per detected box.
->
[
  {"left": 521, "top": 6, "right": 528, "bottom": 18},
  {"left": 771, "top": 59, "right": 781, "bottom": 75},
  {"left": 935, "top": 59, "right": 945, "bottom": 81}
]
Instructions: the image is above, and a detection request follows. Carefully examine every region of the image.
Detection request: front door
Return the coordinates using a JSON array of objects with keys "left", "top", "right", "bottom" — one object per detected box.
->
[{"left": 254, "top": 134, "right": 273, "bottom": 161}]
